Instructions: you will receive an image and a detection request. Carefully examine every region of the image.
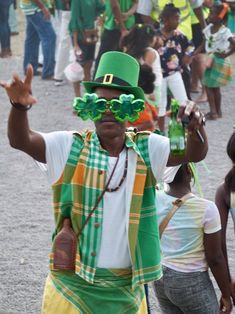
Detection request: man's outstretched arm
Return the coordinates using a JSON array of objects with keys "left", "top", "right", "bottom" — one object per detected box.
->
[{"left": 1, "top": 65, "right": 46, "bottom": 163}]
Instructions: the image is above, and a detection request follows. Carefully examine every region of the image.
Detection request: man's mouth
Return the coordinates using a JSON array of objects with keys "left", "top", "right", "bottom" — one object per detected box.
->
[{"left": 101, "top": 119, "right": 116, "bottom": 123}]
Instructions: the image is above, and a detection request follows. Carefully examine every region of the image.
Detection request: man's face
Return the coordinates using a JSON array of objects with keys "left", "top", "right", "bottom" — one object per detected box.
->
[{"left": 94, "top": 87, "right": 126, "bottom": 139}]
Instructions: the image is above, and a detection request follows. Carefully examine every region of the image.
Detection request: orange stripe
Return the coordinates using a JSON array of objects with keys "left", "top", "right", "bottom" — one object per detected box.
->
[{"left": 72, "top": 163, "right": 86, "bottom": 185}]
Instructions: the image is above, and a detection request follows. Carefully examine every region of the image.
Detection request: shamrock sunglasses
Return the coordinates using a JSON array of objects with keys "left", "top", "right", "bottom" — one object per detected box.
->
[{"left": 73, "top": 93, "right": 145, "bottom": 122}]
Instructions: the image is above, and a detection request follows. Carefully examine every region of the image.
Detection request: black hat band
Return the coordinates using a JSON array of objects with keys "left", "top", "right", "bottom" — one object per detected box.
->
[{"left": 95, "top": 74, "right": 132, "bottom": 86}]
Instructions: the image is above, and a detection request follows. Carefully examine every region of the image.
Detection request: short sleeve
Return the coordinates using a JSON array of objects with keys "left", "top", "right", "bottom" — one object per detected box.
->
[
  {"left": 203, "top": 201, "right": 221, "bottom": 234},
  {"left": 148, "top": 133, "right": 170, "bottom": 182},
  {"left": 137, "top": 0, "right": 153, "bottom": 15},
  {"left": 36, "top": 131, "right": 74, "bottom": 185}
]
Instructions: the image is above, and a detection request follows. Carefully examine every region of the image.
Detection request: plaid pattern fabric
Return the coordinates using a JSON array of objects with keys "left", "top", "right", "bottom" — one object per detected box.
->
[
  {"left": 202, "top": 54, "right": 232, "bottom": 88},
  {"left": 43, "top": 269, "right": 146, "bottom": 314},
  {"left": 50, "top": 130, "right": 162, "bottom": 288}
]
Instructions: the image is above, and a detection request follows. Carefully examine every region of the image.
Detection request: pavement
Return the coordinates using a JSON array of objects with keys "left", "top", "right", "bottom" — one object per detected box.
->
[{"left": 0, "top": 10, "right": 235, "bottom": 314}]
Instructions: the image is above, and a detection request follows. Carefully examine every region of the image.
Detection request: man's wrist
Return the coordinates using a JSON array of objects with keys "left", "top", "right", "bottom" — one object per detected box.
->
[{"left": 10, "top": 100, "right": 32, "bottom": 111}]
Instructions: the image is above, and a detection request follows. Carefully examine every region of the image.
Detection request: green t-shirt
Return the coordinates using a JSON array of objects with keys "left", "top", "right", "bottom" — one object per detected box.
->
[
  {"left": 55, "top": 0, "right": 70, "bottom": 10},
  {"left": 69, "top": 0, "right": 104, "bottom": 34},
  {"left": 104, "top": 0, "right": 135, "bottom": 30}
]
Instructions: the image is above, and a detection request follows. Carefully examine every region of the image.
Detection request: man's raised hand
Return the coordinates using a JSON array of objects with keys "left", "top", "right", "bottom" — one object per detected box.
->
[{"left": 0, "top": 64, "right": 37, "bottom": 107}]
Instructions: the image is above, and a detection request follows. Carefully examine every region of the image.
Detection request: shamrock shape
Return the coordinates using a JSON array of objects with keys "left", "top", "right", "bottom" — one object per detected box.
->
[
  {"left": 111, "top": 94, "right": 144, "bottom": 122},
  {"left": 73, "top": 93, "right": 106, "bottom": 121}
]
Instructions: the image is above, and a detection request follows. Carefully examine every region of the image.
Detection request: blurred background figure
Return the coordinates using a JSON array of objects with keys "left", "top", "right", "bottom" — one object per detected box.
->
[
  {"left": 126, "top": 64, "right": 158, "bottom": 132},
  {"left": 225, "top": 0, "right": 235, "bottom": 35},
  {"left": 155, "top": 4, "right": 194, "bottom": 132},
  {"left": 190, "top": 0, "right": 213, "bottom": 104},
  {"left": 0, "top": 0, "right": 14, "bottom": 58},
  {"left": 69, "top": 0, "right": 104, "bottom": 96},
  {"left": 94, "top": 0, "right": 138, "bottom": 76},
  {"left": 53, "top": 0, "right": 73, "bottom": 86},
  {"left": 20, "top": 0, "right": 56, "bottom": 79},
  {"left": 9, "top": 0, "right": 19, "bottom": 36},
  {"left": 121, "top": 24, "right": 162, "bottom": 121}
]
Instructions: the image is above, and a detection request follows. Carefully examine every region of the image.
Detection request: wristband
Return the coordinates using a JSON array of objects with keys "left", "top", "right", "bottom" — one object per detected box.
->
[{"left": 10, "top": 100, "right": 32, "bottom": 111}]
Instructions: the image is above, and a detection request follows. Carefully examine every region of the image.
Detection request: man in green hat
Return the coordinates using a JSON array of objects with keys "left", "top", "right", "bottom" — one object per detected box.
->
[{"left": 1, "top": 51, "right": 208, "bottom": 313}]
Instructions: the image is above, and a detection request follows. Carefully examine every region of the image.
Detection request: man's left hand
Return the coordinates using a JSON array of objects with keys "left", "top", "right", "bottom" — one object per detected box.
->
[{"left": 178, "top": 100, "right": 205, "bottom": 132}]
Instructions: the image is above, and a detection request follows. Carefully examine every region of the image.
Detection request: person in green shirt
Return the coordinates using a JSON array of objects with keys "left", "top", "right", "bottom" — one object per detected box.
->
[
  {"left": 93, "top": 0, "right": 138, "bottom": 76},
  {"left": 69, "top": 0, "right": 104, "bottom": 96}
]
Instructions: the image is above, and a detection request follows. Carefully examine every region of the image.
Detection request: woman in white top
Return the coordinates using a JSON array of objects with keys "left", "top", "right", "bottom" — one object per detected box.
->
[
  {"left": 155, "top": 163, "right": 232, "bottom": 313},
  {"left": 120, "top": 24, "right": 162, "bottom": 113}
]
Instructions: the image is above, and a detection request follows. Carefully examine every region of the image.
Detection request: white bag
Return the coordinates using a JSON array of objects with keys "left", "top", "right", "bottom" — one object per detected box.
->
[{"left": 64, "top": 62, "right": 84, "bottom": 82}]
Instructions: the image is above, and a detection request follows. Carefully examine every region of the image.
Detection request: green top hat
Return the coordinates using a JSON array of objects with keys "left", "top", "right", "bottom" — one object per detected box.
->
[{"left": 83, "top": 51, "right": 145, "bottom": 100}]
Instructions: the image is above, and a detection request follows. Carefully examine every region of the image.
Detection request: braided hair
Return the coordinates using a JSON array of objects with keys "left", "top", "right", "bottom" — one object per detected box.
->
[{"left": 120, "top": 24, "right": 156, "bottom": 59}]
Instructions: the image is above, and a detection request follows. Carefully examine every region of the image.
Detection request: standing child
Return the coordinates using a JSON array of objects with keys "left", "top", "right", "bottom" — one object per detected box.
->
[
  {"left": 201, "top": 3, "right": 235, "bottom": 120},
  {"left": 155, "top": 4, "right": 194, "bottom": 132},
  {"left": 121, "top": 24, "right": 162, "bottom": 117}
]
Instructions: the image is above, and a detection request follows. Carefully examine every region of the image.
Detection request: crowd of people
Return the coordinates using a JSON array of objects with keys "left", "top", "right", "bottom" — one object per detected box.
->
[{"left": 1, "top": 0, "right": 235, "bottom": 313}]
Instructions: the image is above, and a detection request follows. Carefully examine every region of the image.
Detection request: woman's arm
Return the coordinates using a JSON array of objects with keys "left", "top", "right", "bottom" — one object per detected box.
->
[
  {"left": 215, "top": 184, "right": 231, "bottom": 279},
  {"left": 204, "top": 230, "right": 232, "bottom": 312}
]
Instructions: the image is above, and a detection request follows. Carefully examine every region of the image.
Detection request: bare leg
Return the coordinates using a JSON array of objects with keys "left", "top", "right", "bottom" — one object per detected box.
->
[
  {"left": 72, "top": 61, "right": 92, "bottom": 97},
  {"left": 73, "top": 81, "right": 81, "bottom": 97},
  {"left": 194, "top": 54, "right": 207, "bottom": 103},
  {"left": 191, "top": 56, "right": 200, "bottom": 93},
  {"left": 205, "top": 86, "right": 217, "bottom": 119},
  {"left": 83, "top": 61, "right": 92, "bottom": 81},
  {"left": 214, "top": 87, "right": 222, "bottom": 117},
  {"left": 158, "top": 116, "right": 165, "bottom": 133}
]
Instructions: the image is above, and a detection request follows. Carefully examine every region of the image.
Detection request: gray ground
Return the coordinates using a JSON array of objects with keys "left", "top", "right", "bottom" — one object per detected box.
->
[{"left": 0, "top": 11, "right": 235, "bottom": 314}]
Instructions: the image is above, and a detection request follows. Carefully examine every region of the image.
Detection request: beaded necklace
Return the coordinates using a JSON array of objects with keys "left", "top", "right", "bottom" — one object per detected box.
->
[{"left": 106, "top": 149, "right": 128, "bottom": 193}]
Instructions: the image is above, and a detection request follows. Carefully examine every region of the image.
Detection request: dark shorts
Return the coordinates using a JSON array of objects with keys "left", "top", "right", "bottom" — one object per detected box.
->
[
  {"left": 77, "top": 38, "right": 96, "bottom": 66},
  {"left": 192, "top": 23, "right": 204, "bottom": 49}
]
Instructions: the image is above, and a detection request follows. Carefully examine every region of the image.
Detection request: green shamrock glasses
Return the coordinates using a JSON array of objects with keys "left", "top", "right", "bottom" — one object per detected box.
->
[{"left": 73, "top": 93, "right": 145, "bottom": 122}]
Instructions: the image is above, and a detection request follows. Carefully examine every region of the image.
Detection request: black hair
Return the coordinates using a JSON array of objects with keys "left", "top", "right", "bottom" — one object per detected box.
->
[
  {"left": 225, "top": 132, "right": 235, "bottom": 192},
  {"left": 160, "top": 3, "right": 180, "bottom": 20},
  {"left": 213, "top": 4, "right": 228, "bottom": 23},
  {"left": 138, "top": 64, "right": 155, "bottom": 94},
  {"left": 120, "top": 24, "right": 156, "bottom": 59},
  {"left": 169, "top": 163, "right": 191, "bottom": 185}
]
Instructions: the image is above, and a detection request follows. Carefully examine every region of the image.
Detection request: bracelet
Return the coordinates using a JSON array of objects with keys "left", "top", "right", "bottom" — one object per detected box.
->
[{"left": 10, "top": 100, "right": 32, "bottom": 111}]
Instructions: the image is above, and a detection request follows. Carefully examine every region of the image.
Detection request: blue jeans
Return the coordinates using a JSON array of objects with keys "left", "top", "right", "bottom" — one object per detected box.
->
[
  {"left": 24, "top": 11, "right": 56, "bottom": 78},
  {"left": 154, "top": 266, "right": 219, "bottom": 314},
  {"left": 0, "top": 0, "right": 13, "bottom": 49}
]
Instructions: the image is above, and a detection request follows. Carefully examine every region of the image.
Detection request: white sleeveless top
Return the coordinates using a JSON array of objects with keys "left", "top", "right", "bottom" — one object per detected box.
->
[{"left": 140, "top": 47, "right": 163, "bottom": 87}]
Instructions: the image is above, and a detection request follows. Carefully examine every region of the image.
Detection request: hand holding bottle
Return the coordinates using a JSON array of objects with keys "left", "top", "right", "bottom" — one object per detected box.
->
[{"left": 178, "top": 100, "right": 205, "bottom": 133}]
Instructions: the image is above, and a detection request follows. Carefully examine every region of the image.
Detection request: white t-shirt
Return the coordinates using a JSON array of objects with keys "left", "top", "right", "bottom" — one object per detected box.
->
[
  {"left": 203, "top": 24, "right": 233, "bottom": 54},
  {"left": 156, "top": 191, "right": 221, "bottom": 272},
  {"left": 142, "top": 47, "right": 163, "bottom": 88},
  {"left": 38, "top": 131, "right": 170, "bottom": 268}
]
